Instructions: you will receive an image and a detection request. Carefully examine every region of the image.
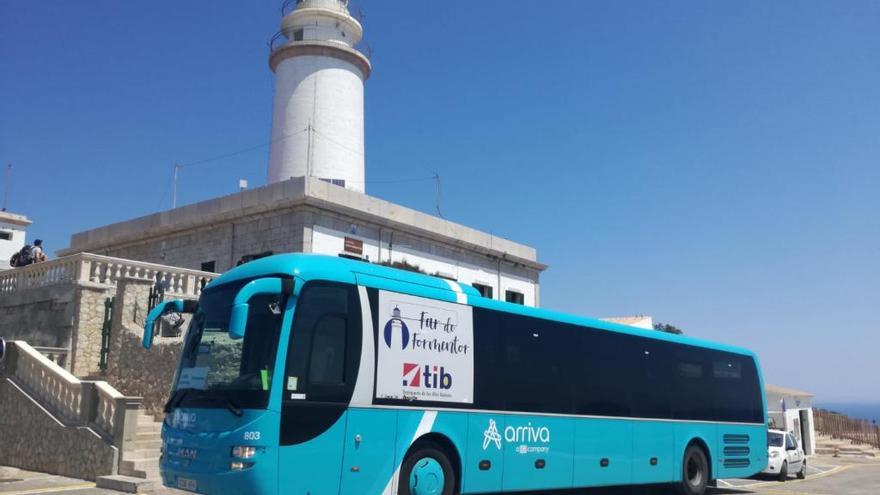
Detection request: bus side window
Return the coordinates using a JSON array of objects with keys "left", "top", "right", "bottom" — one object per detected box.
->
[
  {"left": 671, "top": 348, "right": 712, "bottom": 421},
  {"left": 711, "top": 352, "right": 763, "bottom": 423},
  {"left": 632, "top": 340, "right": 673, "bottom": 419},
  {"left": 576, "top": 329, "right": 633, "bottom": 417}
]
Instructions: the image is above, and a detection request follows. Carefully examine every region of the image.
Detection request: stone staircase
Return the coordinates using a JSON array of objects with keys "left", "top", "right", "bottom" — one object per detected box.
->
[
  {"left": 814, "top": 433, "right": 878, "bottom": 458},
  {"left": 96, "top": 410, "right": 178, "bottom": 494},
  {"left": 2, "top": 339, "right": 185, "bottom": 494}
]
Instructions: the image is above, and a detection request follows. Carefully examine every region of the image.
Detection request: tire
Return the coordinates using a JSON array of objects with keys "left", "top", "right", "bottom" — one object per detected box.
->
[
  {"left": 797, "top": 460, "right": 807, "bottom": 480},
  {"left": 676, "top": 444, "right": 709, "bottom": 495},
  {"left": 398, "top": 443, "right": 457, "bottom": 495},
  {"left": 778, "top": 461, "right": 788, "bottom": 482}
]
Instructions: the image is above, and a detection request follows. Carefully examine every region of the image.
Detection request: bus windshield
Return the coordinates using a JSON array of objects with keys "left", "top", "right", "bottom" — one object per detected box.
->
[{"left": 169, "top": 280, "right": 286, "bottom": 411}]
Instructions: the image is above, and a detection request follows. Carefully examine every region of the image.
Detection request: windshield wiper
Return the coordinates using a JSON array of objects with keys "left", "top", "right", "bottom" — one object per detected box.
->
[
  {"left": 164, "top": 388, "right": 191, "bottom": 414},
  {"left": 200, "top": 394, "right": 244, "bottom": 418},
  {"left": 163, "top": 389, "right": 243, "bottom": 418},
  {"left": 223, "top": 397, "right": 244, "bottom": 418}
]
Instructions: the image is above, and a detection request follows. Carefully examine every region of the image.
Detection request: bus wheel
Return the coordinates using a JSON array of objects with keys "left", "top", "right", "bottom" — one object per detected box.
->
[
  {"left": 399, "top": 443, "right": 456, "bottom": 495},
  {"left": 676, "top": 444, "right": 709, "bottom": 495}
]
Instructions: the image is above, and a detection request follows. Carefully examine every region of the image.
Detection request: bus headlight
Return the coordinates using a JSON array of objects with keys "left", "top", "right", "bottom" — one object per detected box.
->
[
  {"left": 230, "top": 462, "right": 254, "bottom": 471},
  {"left": 231, "top": 446, "right": 257, "bottom": 459}
]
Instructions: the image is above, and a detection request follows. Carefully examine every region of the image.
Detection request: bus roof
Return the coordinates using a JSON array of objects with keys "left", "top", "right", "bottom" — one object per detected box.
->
[{"left": 208, "top": 253, "right": 756, "bottom": 358}]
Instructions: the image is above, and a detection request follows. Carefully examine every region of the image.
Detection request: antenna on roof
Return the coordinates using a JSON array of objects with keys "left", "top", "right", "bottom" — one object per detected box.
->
[
  {"left": 2, "top": 164, "right": 11, "bottom": 212},
  {"left": 172, "top": 162, "right": 182, "bottom": 209},
  {"left": 433, "top": 172, "right": 444, "bottom": 219}
]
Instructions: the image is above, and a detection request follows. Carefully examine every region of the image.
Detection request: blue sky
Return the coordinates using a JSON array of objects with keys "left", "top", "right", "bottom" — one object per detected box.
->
[{"left": 2, "top": 1, "right": 878, "bottom": 402}]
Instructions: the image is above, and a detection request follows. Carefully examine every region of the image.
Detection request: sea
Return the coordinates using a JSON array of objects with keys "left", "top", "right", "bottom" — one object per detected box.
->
[{"left": 815, "top": 402, "right": 880, "bottom": 423}]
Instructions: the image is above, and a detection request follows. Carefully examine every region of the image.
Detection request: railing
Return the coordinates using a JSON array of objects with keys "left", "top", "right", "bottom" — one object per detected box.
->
[
  {"left": 92, "top": 381, "right": 124, "bottom": 439},
  {"left": 814, "top": 408, "right": 880, "bottom": 449},
  {"left": 0, "top": 252, "right": 217, "bottom": 298},
  {"left": 281, "top": 0, "right": 298, "bottom": 17},
  {"left": 269, "top": 30, "right": 288, "bottom": 52},
  {"left": 12, "top": 340, "right": 83, "bottom": 424},
  {"left": 3, "top": 341, "right": 142, "bottom": 450},
  {"left": 281, "top": 0, "right": 361, "bottom": 19},
  {"left": 269, "top": 30, "right": 372, "bottom": 61},
  {"left": 32, "top": 346, "right": 70, "bottom": 370}
]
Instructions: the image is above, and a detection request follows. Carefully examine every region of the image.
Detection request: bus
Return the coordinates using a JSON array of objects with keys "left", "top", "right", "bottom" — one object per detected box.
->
[{"left": 144, "top": 253, "right": 767, "bottom": 495}]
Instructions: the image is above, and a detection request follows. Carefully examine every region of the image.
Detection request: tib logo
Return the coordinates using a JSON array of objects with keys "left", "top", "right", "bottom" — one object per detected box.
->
[
  {"left": 402, "top": 363, "right": 453, "bottom": 389},
  {"left": 402, "top": 363, "right": 422, "bottom": 387},
  {"left": 383, "top": 306, "right": 410, "bottom": 349}
]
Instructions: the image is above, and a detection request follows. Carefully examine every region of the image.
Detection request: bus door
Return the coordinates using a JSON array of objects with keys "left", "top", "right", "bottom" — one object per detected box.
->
[
  {"left": 340, "top": 287, "right": 396, "bottom": 494},
  {"left": 277, "top": 282, "right": 362, "bottom": 494}
]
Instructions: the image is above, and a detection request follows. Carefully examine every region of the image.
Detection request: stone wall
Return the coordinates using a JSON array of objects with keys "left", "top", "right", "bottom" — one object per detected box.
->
[
  {"left": 0, "top": 378, "right": 118, "bottom": 481},
  {"left": 0, "top": 283, "right": 114, "bottom": 377},
  {"left": 0, "top": 285, "right": 78, "bottom": 348},
  {"left": 71, "top": 286, "right": 112, "bottom": 377},
  {"left": 91, "top": 210, "right": 306, "bottom": 274},
  {"left": 104, "top": 277, "right": 187, "bottom": 417}
]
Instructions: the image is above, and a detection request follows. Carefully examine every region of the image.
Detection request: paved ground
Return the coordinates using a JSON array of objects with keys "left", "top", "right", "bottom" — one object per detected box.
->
[
  {"left": 566, "top": 455, "right": 880, "bottom": 495},
  {"left": 0, "top": 467, "right": 115, "bottom": 495},
  {"left": 2, "top": 455, "right": 878, "bottom": 494}
]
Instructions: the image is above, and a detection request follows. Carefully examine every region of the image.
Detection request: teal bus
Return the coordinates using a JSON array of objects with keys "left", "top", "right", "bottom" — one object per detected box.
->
[{"left": 144, "top": 254, "right": 767, "bottom": 495}]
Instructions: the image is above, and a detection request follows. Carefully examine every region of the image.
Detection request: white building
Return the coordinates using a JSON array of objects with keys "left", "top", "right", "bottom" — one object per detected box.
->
[
  {"left": 0, "top": 210, "right": 31, "bottom": 270},
  {"left": 60, "top": 177, "right": 545, "bottom": 306},
  {"left": 600, "top": 315, "right": 654, "bottom": 330},
  {"left": 60, "top": 0, "right": 547, "bottom": 304},
  {"left": 766, "top": 384, "right": 816, "bottom": 456}
]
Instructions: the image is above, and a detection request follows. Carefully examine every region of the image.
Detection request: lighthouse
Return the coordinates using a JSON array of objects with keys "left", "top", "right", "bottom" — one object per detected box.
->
[{"left": 267, "top": 0, "right": 371, "bottom": 192}]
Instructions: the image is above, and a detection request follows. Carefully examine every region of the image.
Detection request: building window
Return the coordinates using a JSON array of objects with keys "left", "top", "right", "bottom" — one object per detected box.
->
[
  {"left": 201, "top": 261, "right": 216, "bottom": 273},
  {"left": 237, "top": 251, "right": 274, "bottom": 266},
  {"left": 318, "top": 178, "right": 346, "bottom": 188},
  {"left": 472, "top": 283, "right": 493, "bottom": 299},
  {"left": 0, "top": 231, "right": 11, "bottom": 241},
  {"left": 505, "top": 290, "right": 525, "bottom": 305},
  {"left": 293, "top": 29, "right": 304, "bottom": 41}
]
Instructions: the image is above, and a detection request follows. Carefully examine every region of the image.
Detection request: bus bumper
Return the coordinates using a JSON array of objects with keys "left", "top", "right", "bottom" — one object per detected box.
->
[{"left": 160, "top": 409, "right": 279, "bottom": 495}]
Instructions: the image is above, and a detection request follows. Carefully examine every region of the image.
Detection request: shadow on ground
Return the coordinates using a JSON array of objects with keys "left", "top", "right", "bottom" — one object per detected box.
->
[{"left": 538, "top": 485, "right": 754, "bottom": 494}]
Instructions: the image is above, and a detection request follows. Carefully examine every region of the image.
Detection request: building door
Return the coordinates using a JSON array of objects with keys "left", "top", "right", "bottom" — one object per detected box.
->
[{"left": 799, "top": 410, "right": 813, "bottom": 455}]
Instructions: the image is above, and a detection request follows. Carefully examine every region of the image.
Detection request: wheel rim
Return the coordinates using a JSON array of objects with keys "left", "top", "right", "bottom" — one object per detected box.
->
[
  {"left": 686, "top": 455, "right": 703, "bottom": 487},
  {"left": 409, "top": 457, "right": 445, "bottom": 495}
]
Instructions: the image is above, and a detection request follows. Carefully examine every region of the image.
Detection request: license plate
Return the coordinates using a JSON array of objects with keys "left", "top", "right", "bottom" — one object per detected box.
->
[{"left": 177, "top": 477, "right": 197, "bottom": 491}]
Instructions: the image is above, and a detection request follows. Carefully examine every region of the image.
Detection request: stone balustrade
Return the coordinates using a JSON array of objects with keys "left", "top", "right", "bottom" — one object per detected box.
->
[
  {"left": 0, "top": 252, "right": 217, "bottom": 297},
  {"left": 92, "top": 381, "right": 124, "bottom": 439},
  {"left": 32, "top": 346, "right": 70, "bottom": 369},
  {"left": 12, "top": 341, "right": 83, "bottom": 424},
  {"left": 4, "top": 341, "right": 142, "bottom": 450}
]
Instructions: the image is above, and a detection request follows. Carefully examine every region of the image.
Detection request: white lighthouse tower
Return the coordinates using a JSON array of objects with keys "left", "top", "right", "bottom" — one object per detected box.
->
[{"left": 267, "top": 0, "right": 371, "bottom": 192}]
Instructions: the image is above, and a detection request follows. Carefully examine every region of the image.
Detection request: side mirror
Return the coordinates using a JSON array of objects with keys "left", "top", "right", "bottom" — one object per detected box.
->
[
  {"left": 0, "top": 337, "right": 6, "bottom": 363},
  {"left": 143, "top": 299, "right": 198, "bottom": 348},
  {"left": 229, "top": 278, "right": 294, "bottom": 340}
]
